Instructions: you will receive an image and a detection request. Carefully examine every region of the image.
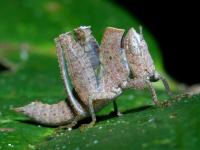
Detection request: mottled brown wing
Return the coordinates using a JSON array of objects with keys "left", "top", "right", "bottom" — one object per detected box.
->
[
  {"left": 59, "top": 33, "right": 98, "bottom": 106},
  {"left": 55, "top": 37, "right": 85, "bottom": 115},
  {"left": 74, "top": 26, "right": 100, "bottom": 73},
  {"left": 100, "top": 27, "right": 130, "bottom": 91}
]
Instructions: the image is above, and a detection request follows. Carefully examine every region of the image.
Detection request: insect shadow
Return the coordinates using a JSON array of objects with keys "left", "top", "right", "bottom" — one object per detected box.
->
[
  {"left": 15, "top": 119, "right": 58, "bottom": 128},
  {"left": 73, "top": 105, "right": 153, "bottom": 129},
  {"left": 14, "top": 104, "right": 153, "bottom": 129},
  {"left": 0, "top": 61, "right": 11, "bottom": 73}
]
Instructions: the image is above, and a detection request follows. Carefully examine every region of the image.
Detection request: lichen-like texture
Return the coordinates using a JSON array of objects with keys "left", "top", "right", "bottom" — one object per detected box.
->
[{"left": 1, "top": 0, "right": 198, "bottom": 150}]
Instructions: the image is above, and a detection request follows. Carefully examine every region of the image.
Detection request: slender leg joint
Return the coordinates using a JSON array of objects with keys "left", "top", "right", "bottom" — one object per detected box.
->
[{"left": 145, "top": 80, "right": 159, "bottom": 105}]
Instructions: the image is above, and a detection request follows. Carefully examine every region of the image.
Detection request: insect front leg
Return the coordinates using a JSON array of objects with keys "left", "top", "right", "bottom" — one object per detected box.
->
[
  {"left": 157, "top": 73, "right": 173, "bottom": 97},
  {"left": 149, "top": 71, "right": 173, "bottom": 98},
  {"left": 145, "top": 80, "right": 159, "bottom": 105},
  {"left": 123, "top": 78, "right": 159, "bottom": 105}
]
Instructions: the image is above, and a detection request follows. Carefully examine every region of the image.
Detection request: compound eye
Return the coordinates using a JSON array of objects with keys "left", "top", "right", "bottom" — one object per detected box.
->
[
  {"left": 154, "top": 72, "right": 160, "bottom": 80},
  {"left": 150, "top": 72, "right": 160, "bottom": 82}
]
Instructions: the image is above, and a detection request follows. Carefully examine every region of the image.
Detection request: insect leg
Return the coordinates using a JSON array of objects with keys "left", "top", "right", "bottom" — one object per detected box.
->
[
  {"left": 123, "top": 78, "right": 159, "bottom": 105},
  {"left": 81, "top": 88, "right": 122, "bottom": 128},
  {"left": 113, "top": 100, "right": 123, "bottom": 116},
  {"left": 80, "top": 95, "right": 97, "bottom": 129},
  {"left": 88, "top": 95, "right": 97, "bottom": 126},
  {"left": 55, "top": 37, "right": 86, "bottom": 116},
  {"left": 145, "top": 80, "right": 159, "bottom": 105},
  {"left": 158, "top": 74, "right": 173, "bottom": 97},
  {"left": 58, "top": 115, "right": 80, "bottom": 129},
  {"left": 87, "top": 92, "right": 118, "bottom": 127}
]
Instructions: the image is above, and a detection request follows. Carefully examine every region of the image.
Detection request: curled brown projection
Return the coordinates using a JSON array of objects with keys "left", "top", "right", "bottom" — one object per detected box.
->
[{"left": 13, "top": 100, "right": 75, "bottom": 126}]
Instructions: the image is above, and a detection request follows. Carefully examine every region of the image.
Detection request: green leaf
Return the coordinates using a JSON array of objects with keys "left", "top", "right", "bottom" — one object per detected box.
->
[
  {"left": 0, "top": 0, "right": 163, "bottom": 71},
  {"left": 38, "top": 95, "right": 200, "bottom": 150},
  {"left": 0, "top": 0, "right": 194, "bottom": 150}
]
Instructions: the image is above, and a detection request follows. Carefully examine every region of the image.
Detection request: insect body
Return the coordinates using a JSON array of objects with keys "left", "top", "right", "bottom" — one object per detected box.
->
[
  {"left": 14, "top": 27, "right": 128, "bottom": 127},
  {"left": 13, "top": 26, "right": 172, "bottom": 127},
  {"left": 55, "top": 27, "right": 129, "bottom": 127}
]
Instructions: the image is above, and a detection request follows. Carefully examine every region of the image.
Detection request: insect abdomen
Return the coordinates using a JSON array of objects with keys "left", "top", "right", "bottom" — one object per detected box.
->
[{"left": 13, "top": 100, "right": 75, "bottom": 126}]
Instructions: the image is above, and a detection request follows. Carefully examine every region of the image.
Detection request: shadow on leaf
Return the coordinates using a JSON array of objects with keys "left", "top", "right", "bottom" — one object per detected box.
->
[{"left": 14, "top": 105, "right": 153, "bottom": 129}]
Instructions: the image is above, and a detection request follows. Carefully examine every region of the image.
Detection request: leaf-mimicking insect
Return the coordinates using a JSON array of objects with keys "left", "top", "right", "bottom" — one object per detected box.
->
[{"left": 13, "top": 26, "right": 172, "bottom": 128}]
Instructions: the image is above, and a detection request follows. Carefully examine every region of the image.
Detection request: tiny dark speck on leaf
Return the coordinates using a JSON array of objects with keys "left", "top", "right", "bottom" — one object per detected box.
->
[
  {"left": 0, "top": 128, "right": 15, "bottom": 132},
  {"left": 46, "top": 136, "right": 54, "bottom": 141}
]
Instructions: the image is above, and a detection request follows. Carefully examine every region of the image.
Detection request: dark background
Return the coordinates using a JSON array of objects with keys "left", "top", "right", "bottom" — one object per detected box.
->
[{"left": 115, "top": 0, "right": 199, "bottom": 85}]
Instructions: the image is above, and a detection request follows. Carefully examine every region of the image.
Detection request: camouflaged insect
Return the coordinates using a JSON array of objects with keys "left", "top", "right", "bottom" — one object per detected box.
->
[{"left": 13, "top": 26, "right": 172, "bottom": 128}]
